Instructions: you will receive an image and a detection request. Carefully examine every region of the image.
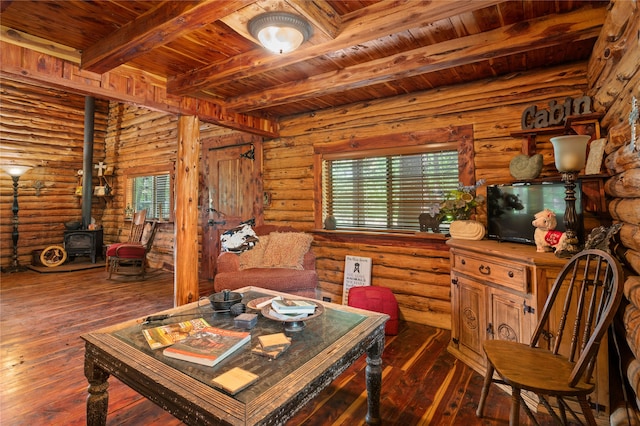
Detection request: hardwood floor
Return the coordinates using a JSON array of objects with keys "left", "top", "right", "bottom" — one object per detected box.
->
[{"left": 1, "top": 266, "right": 561, "bottom": 425}]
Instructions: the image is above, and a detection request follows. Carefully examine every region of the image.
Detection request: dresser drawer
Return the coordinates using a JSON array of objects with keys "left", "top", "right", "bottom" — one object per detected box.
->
[{"left": 452, "top": 252, "right": 529, "bottom": 293}]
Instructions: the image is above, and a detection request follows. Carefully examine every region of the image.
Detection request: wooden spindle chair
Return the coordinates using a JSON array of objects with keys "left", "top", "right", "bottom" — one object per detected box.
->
[
  {"left": 476, "top": 249, "right": 624, "bottom": 425},
  {"left": 105, "top": 209, "right": 149, "bottom": 276},
  {"left": 107, "top": 220, "right": 158, "bottom": 279}
]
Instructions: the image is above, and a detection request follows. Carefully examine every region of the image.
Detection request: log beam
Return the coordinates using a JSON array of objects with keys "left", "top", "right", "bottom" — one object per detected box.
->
[
  {"left": 81, "top": 0, "right": 253, "bottom": 74},
  {"left": 0, "top": 40, "right": 278, "bottom": 138},
  {"left": 175, "top": 115, "right": 200, "bottom": 306}
]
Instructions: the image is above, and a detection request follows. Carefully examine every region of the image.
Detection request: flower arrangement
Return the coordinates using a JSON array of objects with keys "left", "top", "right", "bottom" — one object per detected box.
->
[{"left": 438, "top": 180, "right": 486, "bottom": 221}]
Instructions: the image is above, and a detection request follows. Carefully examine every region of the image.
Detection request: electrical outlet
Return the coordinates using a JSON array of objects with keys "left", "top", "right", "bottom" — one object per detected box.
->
[{"left": 322, "top": 296, "right": 331, "bottom": 302}]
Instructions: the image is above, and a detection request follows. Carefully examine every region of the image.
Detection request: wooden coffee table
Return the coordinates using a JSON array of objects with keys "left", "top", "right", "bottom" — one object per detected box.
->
[{"left": 82, "top": 286, "right": 389, "bottom": 425}]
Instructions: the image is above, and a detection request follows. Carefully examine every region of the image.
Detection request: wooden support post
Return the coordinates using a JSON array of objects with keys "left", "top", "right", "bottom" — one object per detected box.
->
[{"left": 175, "top": 115, "right": 200, "bottom": 306}]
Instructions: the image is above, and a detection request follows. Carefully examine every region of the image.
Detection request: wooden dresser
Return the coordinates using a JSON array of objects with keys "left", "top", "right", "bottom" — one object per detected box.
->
[{"left": 446, "top": 239, "right": 610, "bottom": 421}]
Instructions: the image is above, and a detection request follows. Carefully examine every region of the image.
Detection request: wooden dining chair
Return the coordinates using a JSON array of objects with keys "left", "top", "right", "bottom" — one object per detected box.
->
[{"left": 476, "top": 249, "right": 624, "bottom": 425}]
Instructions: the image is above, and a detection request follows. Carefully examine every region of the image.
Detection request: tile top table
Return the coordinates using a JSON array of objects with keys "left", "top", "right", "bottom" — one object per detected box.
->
[{"left": 82, "top": 286, "right": 389, "bottom": 425}]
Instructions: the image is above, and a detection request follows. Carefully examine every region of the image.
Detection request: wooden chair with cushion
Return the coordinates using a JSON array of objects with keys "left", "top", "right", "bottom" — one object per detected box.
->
[
  {"left": 476, "top": 249, "right": 624, "bottom": 425},
  {"left": 105, "top": 209, "right": 147, "bottom": 270},
  {"left": 107, "top": 220, "right": 158, "bottom": 279}
]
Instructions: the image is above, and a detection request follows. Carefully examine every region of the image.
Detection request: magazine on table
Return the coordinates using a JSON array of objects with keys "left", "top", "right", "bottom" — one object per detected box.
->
[
  {"left": 162, "top": 326, "right": 251, "bottom": 367},
  {"left": 142, "top": 318, "right": 211, "bottom": 350}
]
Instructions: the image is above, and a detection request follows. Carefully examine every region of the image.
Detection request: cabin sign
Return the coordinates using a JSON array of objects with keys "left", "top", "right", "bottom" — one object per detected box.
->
[{"left": 521, "top": 95, "right": 592, "bottom": 130}]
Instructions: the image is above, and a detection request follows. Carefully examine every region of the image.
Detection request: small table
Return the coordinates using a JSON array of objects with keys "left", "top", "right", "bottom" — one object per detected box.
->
[{"left": 82, "top": 287, "right": 388, "bottom": 425}]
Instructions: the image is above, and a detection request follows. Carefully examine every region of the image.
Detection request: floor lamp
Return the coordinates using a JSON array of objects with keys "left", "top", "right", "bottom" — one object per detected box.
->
[
  {"left": 2, "top": 165, "right": 32, "bottom": 273},
  {"left": 550, "top": 135, "right": 590, "bottom": 257}
]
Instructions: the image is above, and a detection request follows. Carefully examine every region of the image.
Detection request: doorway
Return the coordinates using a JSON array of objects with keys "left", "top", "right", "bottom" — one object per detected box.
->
[{"left": 201, "top": 135, "right": 263, "bottom": 280}]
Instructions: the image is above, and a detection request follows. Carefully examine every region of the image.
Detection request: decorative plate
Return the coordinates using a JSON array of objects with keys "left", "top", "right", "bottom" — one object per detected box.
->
[
  {"left": 261, "top": 302, "right": 324, "bottom": 332},
  {"left": 247, "top": 296, "right": 276, "bottom": 311}
]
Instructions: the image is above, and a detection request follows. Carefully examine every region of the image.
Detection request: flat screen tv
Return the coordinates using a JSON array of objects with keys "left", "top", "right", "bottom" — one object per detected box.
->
[{"left": 486, "top": 182, "right": 583, "bottom": 245}]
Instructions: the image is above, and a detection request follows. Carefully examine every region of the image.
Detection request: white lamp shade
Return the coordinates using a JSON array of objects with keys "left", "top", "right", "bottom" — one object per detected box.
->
[
  {"left": 3, "top": 165, "right": 32, "bottom": 177},
  {"left": 257, "top": 26, "right": 304, "bottom": 54},
  {"left": 550, "top": 135, "right": 590, "bottom": 172}
]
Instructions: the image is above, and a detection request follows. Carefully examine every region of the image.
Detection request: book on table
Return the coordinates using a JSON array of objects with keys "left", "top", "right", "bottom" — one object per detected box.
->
[
  {"left": 162, "top": 326, "right": 251, "bottom": 367},
  {"left": 270, "top": 299, "right": 316, "bottom": 315},
  {"left": 267, "top": 309, "right": 311, "bottom": 321},
  {"left": 142, "top": 318, "right": 211, "bottom": 350}
]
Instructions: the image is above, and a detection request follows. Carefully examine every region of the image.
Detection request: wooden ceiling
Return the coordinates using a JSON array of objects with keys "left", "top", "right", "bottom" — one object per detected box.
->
[{"left": 0, "top": 0, "right": 608, "bottom": 121}]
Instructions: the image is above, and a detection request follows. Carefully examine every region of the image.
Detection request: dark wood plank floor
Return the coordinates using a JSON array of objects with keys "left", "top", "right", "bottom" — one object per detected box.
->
[{"left": 0, "top": 266, "right": 561, "bottom": 425}]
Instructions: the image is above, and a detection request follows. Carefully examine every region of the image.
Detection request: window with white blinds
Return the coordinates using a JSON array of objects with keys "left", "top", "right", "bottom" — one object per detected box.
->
[
  {"left": 323, "top": 150, "right": 459, "bottom": 231},
  {"left": 125, "top": 172, "right": 171, "bottom": 221}
]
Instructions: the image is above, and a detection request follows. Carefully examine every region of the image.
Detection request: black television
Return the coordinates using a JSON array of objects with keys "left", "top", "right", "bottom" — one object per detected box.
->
[{"left": 486, "top": 182, "right": 583, "bottom": 245}]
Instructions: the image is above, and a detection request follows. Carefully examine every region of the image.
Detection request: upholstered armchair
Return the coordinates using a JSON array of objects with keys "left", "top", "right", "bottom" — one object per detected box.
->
[{"left": 213, "top": 225, "right": 318, "bottom": 298}]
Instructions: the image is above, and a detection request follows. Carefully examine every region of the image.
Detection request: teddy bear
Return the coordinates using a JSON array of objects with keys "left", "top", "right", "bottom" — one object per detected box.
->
[{"left": 532, "top": 209, "right": 568, "bottom": 253}]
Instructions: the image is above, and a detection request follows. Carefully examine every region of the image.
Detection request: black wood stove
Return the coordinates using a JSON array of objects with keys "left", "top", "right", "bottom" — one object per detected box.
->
[{"left": 64, "top": 229, "right": 103, "bottom": 263}]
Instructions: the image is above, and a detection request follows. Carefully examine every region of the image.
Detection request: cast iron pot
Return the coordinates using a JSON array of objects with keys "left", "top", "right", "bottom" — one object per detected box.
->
[{"left": 209, "top": 290, "right": 242, "bottom": 311}]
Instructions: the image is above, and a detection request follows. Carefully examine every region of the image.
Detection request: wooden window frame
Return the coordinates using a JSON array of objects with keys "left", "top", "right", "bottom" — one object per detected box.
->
[
  {"left": 123, "top": 163, "right": 175, "bottom": 222},
  {"left": 313, "top": 125, "right": 475, "bottom": 232}
]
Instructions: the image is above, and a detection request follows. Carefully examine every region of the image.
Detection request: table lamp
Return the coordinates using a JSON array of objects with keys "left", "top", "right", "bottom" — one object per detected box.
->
[
  {"left": 550, "top": 135, "right": 590, "bottom": 256},
  {"left": 3, "top": 165, "right": 33, "bottom": 272}
]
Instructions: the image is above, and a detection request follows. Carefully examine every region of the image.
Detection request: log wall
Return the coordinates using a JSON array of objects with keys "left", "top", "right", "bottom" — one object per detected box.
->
[
  {"left": 273, "top": 62, "right": 592, "bottom": 328},
  {"left": 587, "top": 1, "right": 640, "bottom": 425},
  {"left": 588, "top": 0, "right": 640, "bottom": 418},
  {"left": 101, "top": 103, "right": 235, "bottom": 271},
  {"left": 0, "top": 79, "right": 108, "bottom": 265}
]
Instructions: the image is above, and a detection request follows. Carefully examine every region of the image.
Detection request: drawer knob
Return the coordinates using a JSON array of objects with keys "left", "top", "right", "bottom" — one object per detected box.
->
[
  {"left": 461, "top": 259, "right": 466, "bottom": 265},
  {"left": 479, "top": 265, "right": 491, "bottom": 275},
  {"left": 508, "top": 271, "right": 514, "bottom": 278}
]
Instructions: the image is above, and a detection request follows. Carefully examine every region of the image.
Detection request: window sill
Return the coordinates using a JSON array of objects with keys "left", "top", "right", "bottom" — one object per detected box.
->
[{"left": 312, "top": 229, "right": 450, "bottom": 250}]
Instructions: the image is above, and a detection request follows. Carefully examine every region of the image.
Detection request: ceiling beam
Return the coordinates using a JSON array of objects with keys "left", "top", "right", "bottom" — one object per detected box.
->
[
  {"left": 0, "top": 40, "right": 278, "bottom": 137},
  {"left": 224, "top": 7, "right": 604, "bottom": 112},
  {"left": 167, "top": 0, "right": 503, "bottom": 96},
  {"left": 81, "top": 0, "right": 253, "bottom": 74}
]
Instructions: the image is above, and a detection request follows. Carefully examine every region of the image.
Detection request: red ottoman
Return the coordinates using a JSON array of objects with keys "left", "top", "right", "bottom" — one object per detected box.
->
[{"left": 348, "top": 286, "right": 399, "bottom": 335}]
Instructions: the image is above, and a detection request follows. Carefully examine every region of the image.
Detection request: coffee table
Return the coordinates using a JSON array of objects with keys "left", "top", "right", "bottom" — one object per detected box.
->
[{"left": 82, "top": 286, "right": 389, "bottom": 425}]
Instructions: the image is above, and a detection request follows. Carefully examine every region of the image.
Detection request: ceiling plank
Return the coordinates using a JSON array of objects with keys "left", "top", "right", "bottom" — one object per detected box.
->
[
  {"left": 1, "top": 25, "right": 81, "bottom": 63},
  {"left": 224, "top": 7, "right": 604, "bottom": 112},
  {"left": 81, "top": 0, "right": 253, "bottom": 74},
  {"left": 285, "top": 0, "right": 341, "bottom": 39},
  {"left": 167, "top": 0, "right": 503, "bottom": 95}
]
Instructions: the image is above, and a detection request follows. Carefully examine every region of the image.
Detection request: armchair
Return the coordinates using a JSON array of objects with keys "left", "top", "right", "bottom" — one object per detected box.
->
[{"left": 213, "top": 225, "right": 318, "bottom": 298}]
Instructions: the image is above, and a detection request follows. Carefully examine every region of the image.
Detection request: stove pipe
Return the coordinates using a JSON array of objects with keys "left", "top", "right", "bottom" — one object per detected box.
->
[{"left": 82, "top": 96, "right": 95, "bottom": 229}]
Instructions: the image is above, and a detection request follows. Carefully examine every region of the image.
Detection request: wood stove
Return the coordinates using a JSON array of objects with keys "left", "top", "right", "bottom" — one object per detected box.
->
[{"left": 64, "top": 229, "right": 103, "bottom": 263}]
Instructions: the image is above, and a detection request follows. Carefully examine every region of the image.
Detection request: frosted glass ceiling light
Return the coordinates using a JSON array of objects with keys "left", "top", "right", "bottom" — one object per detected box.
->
[{"left": 249, "top": 12, "right": 312, "bottom": 54}]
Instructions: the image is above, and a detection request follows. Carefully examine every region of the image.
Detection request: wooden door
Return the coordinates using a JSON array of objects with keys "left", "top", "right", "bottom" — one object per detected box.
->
[{"left": 201, "top": 141, "right": 263, "bottom": 280}]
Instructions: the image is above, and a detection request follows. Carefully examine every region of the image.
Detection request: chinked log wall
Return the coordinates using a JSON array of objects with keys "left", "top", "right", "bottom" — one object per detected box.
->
[
  {"left": 1, "top": 62, "right": 590, "bottom": 329},
  {"left": 588, "top": 0, "right": 640, "bottom": 414}
]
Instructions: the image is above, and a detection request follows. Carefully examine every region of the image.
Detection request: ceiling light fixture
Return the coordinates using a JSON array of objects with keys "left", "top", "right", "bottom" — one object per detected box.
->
[{"left": 248, "top": 12, "right": 312, "bottom": 54}]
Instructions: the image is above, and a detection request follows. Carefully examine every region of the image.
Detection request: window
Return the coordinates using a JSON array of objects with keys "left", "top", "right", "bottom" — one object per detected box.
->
[
  {"left": 315, "top": 126, "right": 474, "bottom": 232},
  {"left": 124, "top": 166, "right": 173, "bottom": 221},
  {"left": 323, "top": 150, "right": 458, "bottom": 231}
]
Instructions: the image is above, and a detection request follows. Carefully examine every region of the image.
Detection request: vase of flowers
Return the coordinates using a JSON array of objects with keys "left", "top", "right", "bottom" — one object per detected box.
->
[{"left": 439, "top": 180, "right": 487, "bottom": 240}]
